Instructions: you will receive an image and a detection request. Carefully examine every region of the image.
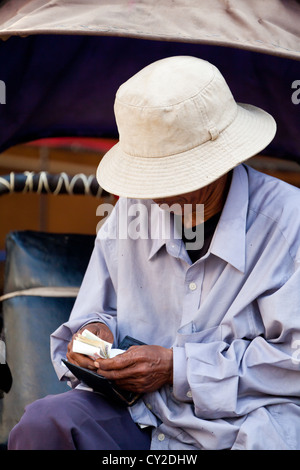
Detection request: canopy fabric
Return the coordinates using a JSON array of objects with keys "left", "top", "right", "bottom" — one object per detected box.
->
[
  {"left": 0, "top": 1, "right": 299, "bottom": 163},
  {"left": 0, "top": 0, "right": 299, "bottom": 60}
]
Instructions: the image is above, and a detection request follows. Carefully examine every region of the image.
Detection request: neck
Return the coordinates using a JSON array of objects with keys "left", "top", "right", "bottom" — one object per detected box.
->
[
  {"left": 203, "top": 173, "right": 231, "bottom": 222},
  {"left": 183, "top": 172, "right": 232, "bottom": 228}
]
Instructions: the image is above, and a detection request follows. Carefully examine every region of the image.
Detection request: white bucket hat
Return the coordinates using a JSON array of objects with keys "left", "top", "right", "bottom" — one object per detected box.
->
[{"left": 97, "top": 56, "right": 276, "bottom": 199}]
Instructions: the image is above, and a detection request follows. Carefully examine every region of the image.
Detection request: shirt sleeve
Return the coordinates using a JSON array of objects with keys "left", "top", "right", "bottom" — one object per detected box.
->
[
  {"left": 50, "top": 230, "right": 118, "bottom": 381},
  {"left": 172, "top": 265, "right": 300, "bottom": 419}
]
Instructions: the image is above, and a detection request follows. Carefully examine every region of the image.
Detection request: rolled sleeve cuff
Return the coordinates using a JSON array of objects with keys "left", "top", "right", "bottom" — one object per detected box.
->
[{"left": 172, "top": 346, "right": 193, "bottom": 402}]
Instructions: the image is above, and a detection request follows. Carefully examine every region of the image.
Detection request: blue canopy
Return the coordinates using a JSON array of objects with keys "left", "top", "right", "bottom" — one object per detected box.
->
[{"left": 0, "top": 1, "right": 299, "bottom": 162}]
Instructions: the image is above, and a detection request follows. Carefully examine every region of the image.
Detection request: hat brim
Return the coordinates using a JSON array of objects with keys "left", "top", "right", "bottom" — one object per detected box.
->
[{"left": 96, "top": 104, "right": 276, "bottom": 199}]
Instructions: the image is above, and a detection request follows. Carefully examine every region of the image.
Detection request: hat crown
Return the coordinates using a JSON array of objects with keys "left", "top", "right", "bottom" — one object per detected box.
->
[{"left": 114, "top": 56, "right": 237, "bottom": 157}]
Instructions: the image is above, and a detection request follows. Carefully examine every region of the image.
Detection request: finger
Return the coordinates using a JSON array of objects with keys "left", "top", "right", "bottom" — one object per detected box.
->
[
  {"left": 67, "top": 350, "right": 97, "bottom": 370},
  {"left": 95, "top": 349, "right": 137, "bottom": 371},
  {"left": 95, "top": 358, "right": 149, "bottom": 382}
]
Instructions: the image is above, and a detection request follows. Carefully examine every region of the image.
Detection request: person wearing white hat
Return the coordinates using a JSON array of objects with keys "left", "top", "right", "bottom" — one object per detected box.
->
[{"left": 9, "top": 56, "right": 300, "bottom": 450}]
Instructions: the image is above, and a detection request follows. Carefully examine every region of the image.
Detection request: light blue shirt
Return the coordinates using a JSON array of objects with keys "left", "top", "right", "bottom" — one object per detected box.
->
[{"left": 51, "top": 164, "right": 300, "bottom": 450}]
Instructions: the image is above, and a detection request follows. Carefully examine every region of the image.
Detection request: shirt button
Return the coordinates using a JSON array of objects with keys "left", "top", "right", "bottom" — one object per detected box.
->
[
  {"left": 158, "top": 433, "right": 165, "bottom": 441},
  {"left": 189, "top": 282, "right": 197, "bottom": 291},
  {"left": 146, "top": 403, "right": 152, "bottom": 410},
  {"left": 186, "top": 390, "right": 192, "bottom": 398}
]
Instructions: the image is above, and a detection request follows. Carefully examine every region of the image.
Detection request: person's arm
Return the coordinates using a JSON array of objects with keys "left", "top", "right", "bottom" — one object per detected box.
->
[
  {"left": 51, "top": 222, "right": 118, "bottom": 381},
  {"left": 171, "top": 267, "right": 300, "bottom": 419},
  {"left": 91, "top": 265, "right": 300, "bottom": 413}
]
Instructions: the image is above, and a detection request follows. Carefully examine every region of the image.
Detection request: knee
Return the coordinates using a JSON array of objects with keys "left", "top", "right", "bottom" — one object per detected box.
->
[{"left": 8, "top": 393, "right": 75, "bottom": 450}]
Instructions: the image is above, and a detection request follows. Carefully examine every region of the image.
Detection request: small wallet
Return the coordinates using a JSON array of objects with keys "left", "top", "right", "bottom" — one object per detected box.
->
[{"left": 62, "top": 335, "right": 145, "bottom": 406}]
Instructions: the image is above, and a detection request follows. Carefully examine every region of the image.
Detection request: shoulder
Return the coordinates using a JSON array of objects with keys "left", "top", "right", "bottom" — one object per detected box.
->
[
  {"left": 246, "top": 164, "right": 300, "bottom": 218},
  {"left": 245, "top": 164, "right": 300, "bottom": 255}
]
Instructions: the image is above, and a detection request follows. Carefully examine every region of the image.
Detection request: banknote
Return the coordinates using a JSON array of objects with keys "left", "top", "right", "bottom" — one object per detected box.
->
[{"left": 73, "top": 329, "right": 113, "bottom": 358}]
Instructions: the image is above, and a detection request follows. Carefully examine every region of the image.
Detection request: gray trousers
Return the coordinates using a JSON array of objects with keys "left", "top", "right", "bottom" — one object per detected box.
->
[{"left": 8, "top": 389, "right": 152, "bottom": 450}]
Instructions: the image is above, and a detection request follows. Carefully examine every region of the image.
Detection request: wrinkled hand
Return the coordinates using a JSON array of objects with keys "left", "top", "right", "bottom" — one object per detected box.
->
[
  {"left": 94, "top": 345, "right": 173, "bottom": 394},
  {"left": 67, "top": 322, "right": 114, "bottom": 370}
]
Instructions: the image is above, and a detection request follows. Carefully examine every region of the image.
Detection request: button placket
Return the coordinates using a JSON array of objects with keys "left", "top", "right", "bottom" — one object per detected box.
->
[{"left": 181, "top": 266, "right": 204, "bottom": 326}]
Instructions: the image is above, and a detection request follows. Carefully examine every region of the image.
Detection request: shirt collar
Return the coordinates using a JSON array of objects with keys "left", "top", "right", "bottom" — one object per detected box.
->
[
  {"left": 148, "top": 203, "right": 182, "bottom": 260},
  {"left": 209, "top": 164, "right": 248, "bottom": 272},
  {"left": 148, "top": 164, "right": 249, "bottom": 271}
]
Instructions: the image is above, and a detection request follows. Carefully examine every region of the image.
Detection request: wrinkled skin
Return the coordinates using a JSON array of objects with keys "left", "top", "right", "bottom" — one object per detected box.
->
[
  {"left": 67, "top": 322, "right": 173, "bottom": 393},
  {"left": 153, "top": 172, "right": 230, "bottom": 227},
  {"left": 67, "top": 322, "right": 114, "bottom": 370}
]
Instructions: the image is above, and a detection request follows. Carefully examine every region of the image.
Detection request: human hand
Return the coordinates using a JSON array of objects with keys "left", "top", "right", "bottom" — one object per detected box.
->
[
  {"left": 94, "top": 345, "right": 173, "bottom": 393},
  {"left": 66, "top": 322, "right": 114, "bottom": 370}
]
